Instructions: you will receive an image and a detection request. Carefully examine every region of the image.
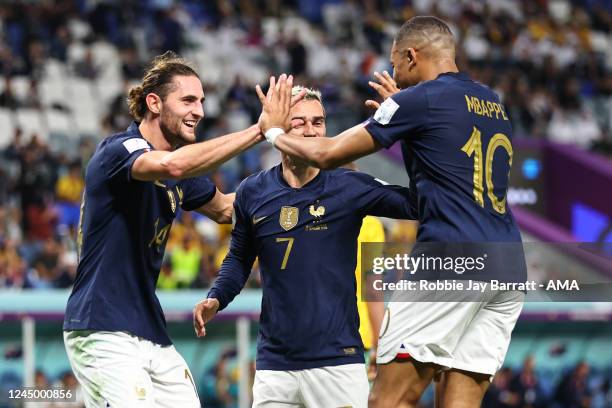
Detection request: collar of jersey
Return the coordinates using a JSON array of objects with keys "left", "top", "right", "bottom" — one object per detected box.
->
[
  {"left": 437, "top": 71, "right": 469, "bottom": 81},
  {"left": 274, "top": 164, "right": 324, "bottom": 191}
]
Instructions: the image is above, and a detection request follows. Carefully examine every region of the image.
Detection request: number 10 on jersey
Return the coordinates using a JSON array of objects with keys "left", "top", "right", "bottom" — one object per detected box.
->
[{"left": 461, "top": 126, "right": 513, "bottom": 215}]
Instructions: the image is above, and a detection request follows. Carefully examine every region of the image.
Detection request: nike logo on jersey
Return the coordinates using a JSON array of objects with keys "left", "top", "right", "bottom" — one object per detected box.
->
[{"left": 253, "top": 215, "right": 267, "bottom": 225}]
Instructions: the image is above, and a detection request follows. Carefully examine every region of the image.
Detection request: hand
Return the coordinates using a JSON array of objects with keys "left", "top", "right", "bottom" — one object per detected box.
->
[
  {"left": 255, "top": 74, "right": 306, "bottom": 133},
  {"left": 193, "top": 298, "right": 220, "bottom": 337},
  {"left": 365, "top": 71, "right": 400, "bottom": 109},
  {"left": 367, "top": 348, "right": 378, "bottom": 382}
]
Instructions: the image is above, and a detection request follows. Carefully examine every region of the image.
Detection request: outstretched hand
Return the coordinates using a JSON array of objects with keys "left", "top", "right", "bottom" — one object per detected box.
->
[
  {"left": 193, "top": 298, "right": 220, "bottom": 337},
  {"left": 365, "top": 70, "right": 400, "bottom": 109},
  {"left": 255, "top": 74, "right": 306, "bottom": 133}
]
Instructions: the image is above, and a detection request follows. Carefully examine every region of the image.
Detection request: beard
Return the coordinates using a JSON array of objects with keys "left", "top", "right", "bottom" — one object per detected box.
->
[{"left": 160, "top": 110, "right": 194, "bottom": 147}]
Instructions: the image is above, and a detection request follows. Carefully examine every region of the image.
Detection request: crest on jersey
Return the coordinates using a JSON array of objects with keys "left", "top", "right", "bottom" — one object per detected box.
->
[
  {"left": 167, "top": 190, "right": 176, "bottom": 213},
  {"left": 279, "top": 206, "right": 299, "bottom": 231},
  {"left": 309, "top": 205, "right": 325, "bottom": 219}
]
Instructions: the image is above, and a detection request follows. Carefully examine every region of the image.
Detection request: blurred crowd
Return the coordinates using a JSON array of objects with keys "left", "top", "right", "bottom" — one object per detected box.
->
[
  {"left": 0, "top": 0, "right": 610, "bottom": 144},
  {"left": 483, "top": 358, "right": 611, "bottom": 408},
  {"left": 2, "top": 354, "right": 607, "bottom": 408},
  {"left": 0, "top": 0, "right": 610, "bottom": 288}
]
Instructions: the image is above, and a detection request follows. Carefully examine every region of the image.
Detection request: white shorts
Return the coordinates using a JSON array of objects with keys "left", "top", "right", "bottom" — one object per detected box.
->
[
  {"left": 377, "top": 290, "right": 524, "bottom": 376},
  {"left": 63, "top": 331, "right": 200, "bottom": 408},
  {"left": 252, "top": 364, "right": 368, "bottom": 408}
]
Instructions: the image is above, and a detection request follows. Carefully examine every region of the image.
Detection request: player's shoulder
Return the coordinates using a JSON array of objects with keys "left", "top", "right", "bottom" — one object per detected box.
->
[
  {"left": 392, "top": 81, "right": 428, "bottom": 104},
  {"left": 98, "top": 123, "right": 151, "bottom": 155},
  {"left": 236, "top": 166, "right": 277, "bottom": 198},
  {"left": 328, "top": 168, "right": 386, "bottom": 187}
]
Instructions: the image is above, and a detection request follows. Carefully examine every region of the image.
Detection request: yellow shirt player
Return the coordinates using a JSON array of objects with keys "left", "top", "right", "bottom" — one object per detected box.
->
[{"left": 355, "top": 215, "right": 385, "bottom": 380}]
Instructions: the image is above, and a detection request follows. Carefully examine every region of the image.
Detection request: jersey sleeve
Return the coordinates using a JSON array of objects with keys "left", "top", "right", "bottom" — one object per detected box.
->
[
  {"left": 345, "top": 171, "right": 417, "bottom": 220},
  {"left": 100, "top": 137, "right": 151, "bottom": 184},
  {"left": 206, "top": 181, "right": 257, "bottom": 311},
  {"left": 178, "top": 176, "right": 217, "bottom": 211},
  {"left": 364, "top": 86, "right": 429, "bottom": 148}
]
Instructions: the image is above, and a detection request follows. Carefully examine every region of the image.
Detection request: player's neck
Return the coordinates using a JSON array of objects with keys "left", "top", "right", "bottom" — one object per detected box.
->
[
  {"left": 422, "top": 59, "right": 459, "bottom": 82},
  {"left": 281, "top": 158, "right": 320, "bottom": 188},
  {"left": 138, "top": 119, "right": 173, "bottom": 151}
]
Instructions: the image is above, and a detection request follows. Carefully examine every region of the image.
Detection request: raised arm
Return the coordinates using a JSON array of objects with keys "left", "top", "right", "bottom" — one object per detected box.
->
[
  {"left": 273, "top": 124, "right": 381, "bottom": 170},
  {"left": 255, "top": 78, "right": 380, "bottom": 168},
  {"left": 132, "top": 124, "right": 262, "bottom": 181}
]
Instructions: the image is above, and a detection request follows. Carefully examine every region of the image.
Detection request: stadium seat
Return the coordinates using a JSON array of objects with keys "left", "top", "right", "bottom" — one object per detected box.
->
[
  {"left": 10, "top": 76, "right": 31, "bottom": 101},
  {"left": 531, "top": 336, "right": 588, "bottom": 371},
  {"left": 583, "top": 337, "right": 612, "bottom": 370},
  {"left": 67, "top": 42, "right": 87, "bottom": 65},
  {"left": 91, "top": 41, "right": 120, "bottom": 68},
  {"left": 36, "top": 341, "right": 72, "bottom": 380},
  {"left": 40, "top": 78, "right": 69, "bottom": 107},
  {"left": 15, "top": 108, "right": 47, "bottom": 141},
  {"left": 43, "top": 59, "right": 69, "bottom": 80},
  {"left": 0, "top": 109, "right": 15, "bottom": 147},
  {"left": 96, "top": 75, "right": 123, "bottom": 106},
  {"left": 44, "top": 108, "right": 73, "bottom": 135}
]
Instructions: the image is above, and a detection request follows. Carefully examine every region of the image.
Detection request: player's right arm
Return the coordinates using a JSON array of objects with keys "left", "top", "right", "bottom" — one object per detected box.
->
[
  {"left": 256, "top": 74, "right": 420, "bottom": 170},
  {"left": 193, "top": 182, "right": 257, "bottom": 337},
  {"left": 132, "top": 124, "right": 262, "bottom": 181}
]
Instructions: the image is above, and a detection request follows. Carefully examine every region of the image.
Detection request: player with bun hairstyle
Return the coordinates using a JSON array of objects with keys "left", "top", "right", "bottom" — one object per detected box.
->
[{"left": 62, "top": 52, "right": 296, "bottom": 407}]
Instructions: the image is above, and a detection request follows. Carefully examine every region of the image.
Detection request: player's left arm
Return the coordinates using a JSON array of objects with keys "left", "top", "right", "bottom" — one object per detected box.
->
[
  {"left": 348, "top": 172, "right": 417, "bottom": 220},
  {"left": 195, "top": 190, "right": 235, "bottom": 224},
  {"left": 193, "top": 183, "right": 256, "bottom": 337}
]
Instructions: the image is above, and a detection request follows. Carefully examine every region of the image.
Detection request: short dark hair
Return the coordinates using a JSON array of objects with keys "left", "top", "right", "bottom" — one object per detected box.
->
[
  {"left": 127, "top": 51, "right": 200, "bottom": 121},
  {"left": 395, "top": 16, "right": 455, "bottom": 56}
]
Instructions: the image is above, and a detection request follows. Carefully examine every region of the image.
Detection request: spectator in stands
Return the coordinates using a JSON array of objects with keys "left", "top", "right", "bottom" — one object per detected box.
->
[
  {"left": 0, "top": 77, "right": 20, "bottom": 109},
  {"left": 120, "top": 48, "right": 144, "bottom": 80},
  {"left": 170, "top": 232, "right": 203, "bottom": 288},
  {"left": 555, "top": 361, "right": 592, "bottom": 408},
  {"left": 157, "top": 260, "right": 178, "bottom": 290},
  {"left": 483, "top": 367, "right": 519, "bottom": 408},
  {"left": 24, "top": 237, "right": 61, "bottom": 289},
  {"left": 34, "top": 369, "right": 49, "bottom": 389},
  {"left": 55, "top": 161, "right": 84, "bottom": 229},
  {"left": 54, "top": 371, "right": 85, "bottom": 407},
  {"left": 21, "top": 79, "right": 41, "bottom": 110},
  {"left": 73, "top": 48, "right": 98, "bottom": 79},
  {"left": 509, "top": 355, "right": 547, "bottom": 407},
  {"left": 0, "top": 236, "right": 25, "bottom": 288},
  {"left": 3, "top": 127, "right": 24, "bottom": 161},
  {"left": 201, "top": 348, "right": 238, "bottom": 408}
]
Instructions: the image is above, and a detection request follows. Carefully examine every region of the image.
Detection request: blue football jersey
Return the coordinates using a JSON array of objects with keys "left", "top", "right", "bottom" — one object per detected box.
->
[
  {"left": 365, "top": 72, "right": 525, "bottom": 281},
  {"left": 63, "top": 123, "right": 216, "bottom": 345},
  {"left": 207, "top": 166, "right": 415, "bottom": 370}
]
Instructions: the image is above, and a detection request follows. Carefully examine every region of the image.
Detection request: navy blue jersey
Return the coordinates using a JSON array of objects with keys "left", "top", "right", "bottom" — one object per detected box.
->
[
  {"left": 63, "top": 123, "right": 216, "bottom": 345},
  {"left": 207, "top": 166, "right": 415, "bottom": 370},
  {"left": 365, "top": 72, "right": 525, "bottom": 281}
]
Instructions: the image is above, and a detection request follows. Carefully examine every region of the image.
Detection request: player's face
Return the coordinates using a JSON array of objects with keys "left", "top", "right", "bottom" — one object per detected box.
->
[
  {"left": 159, "top": 75, "right": 205, "bottom": 145},
  {"left": 390, "top": 41, "right": 419, "bottom": 89},
  {"left": 288, "top": 100, "right": 326, "bottom": 138}
]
